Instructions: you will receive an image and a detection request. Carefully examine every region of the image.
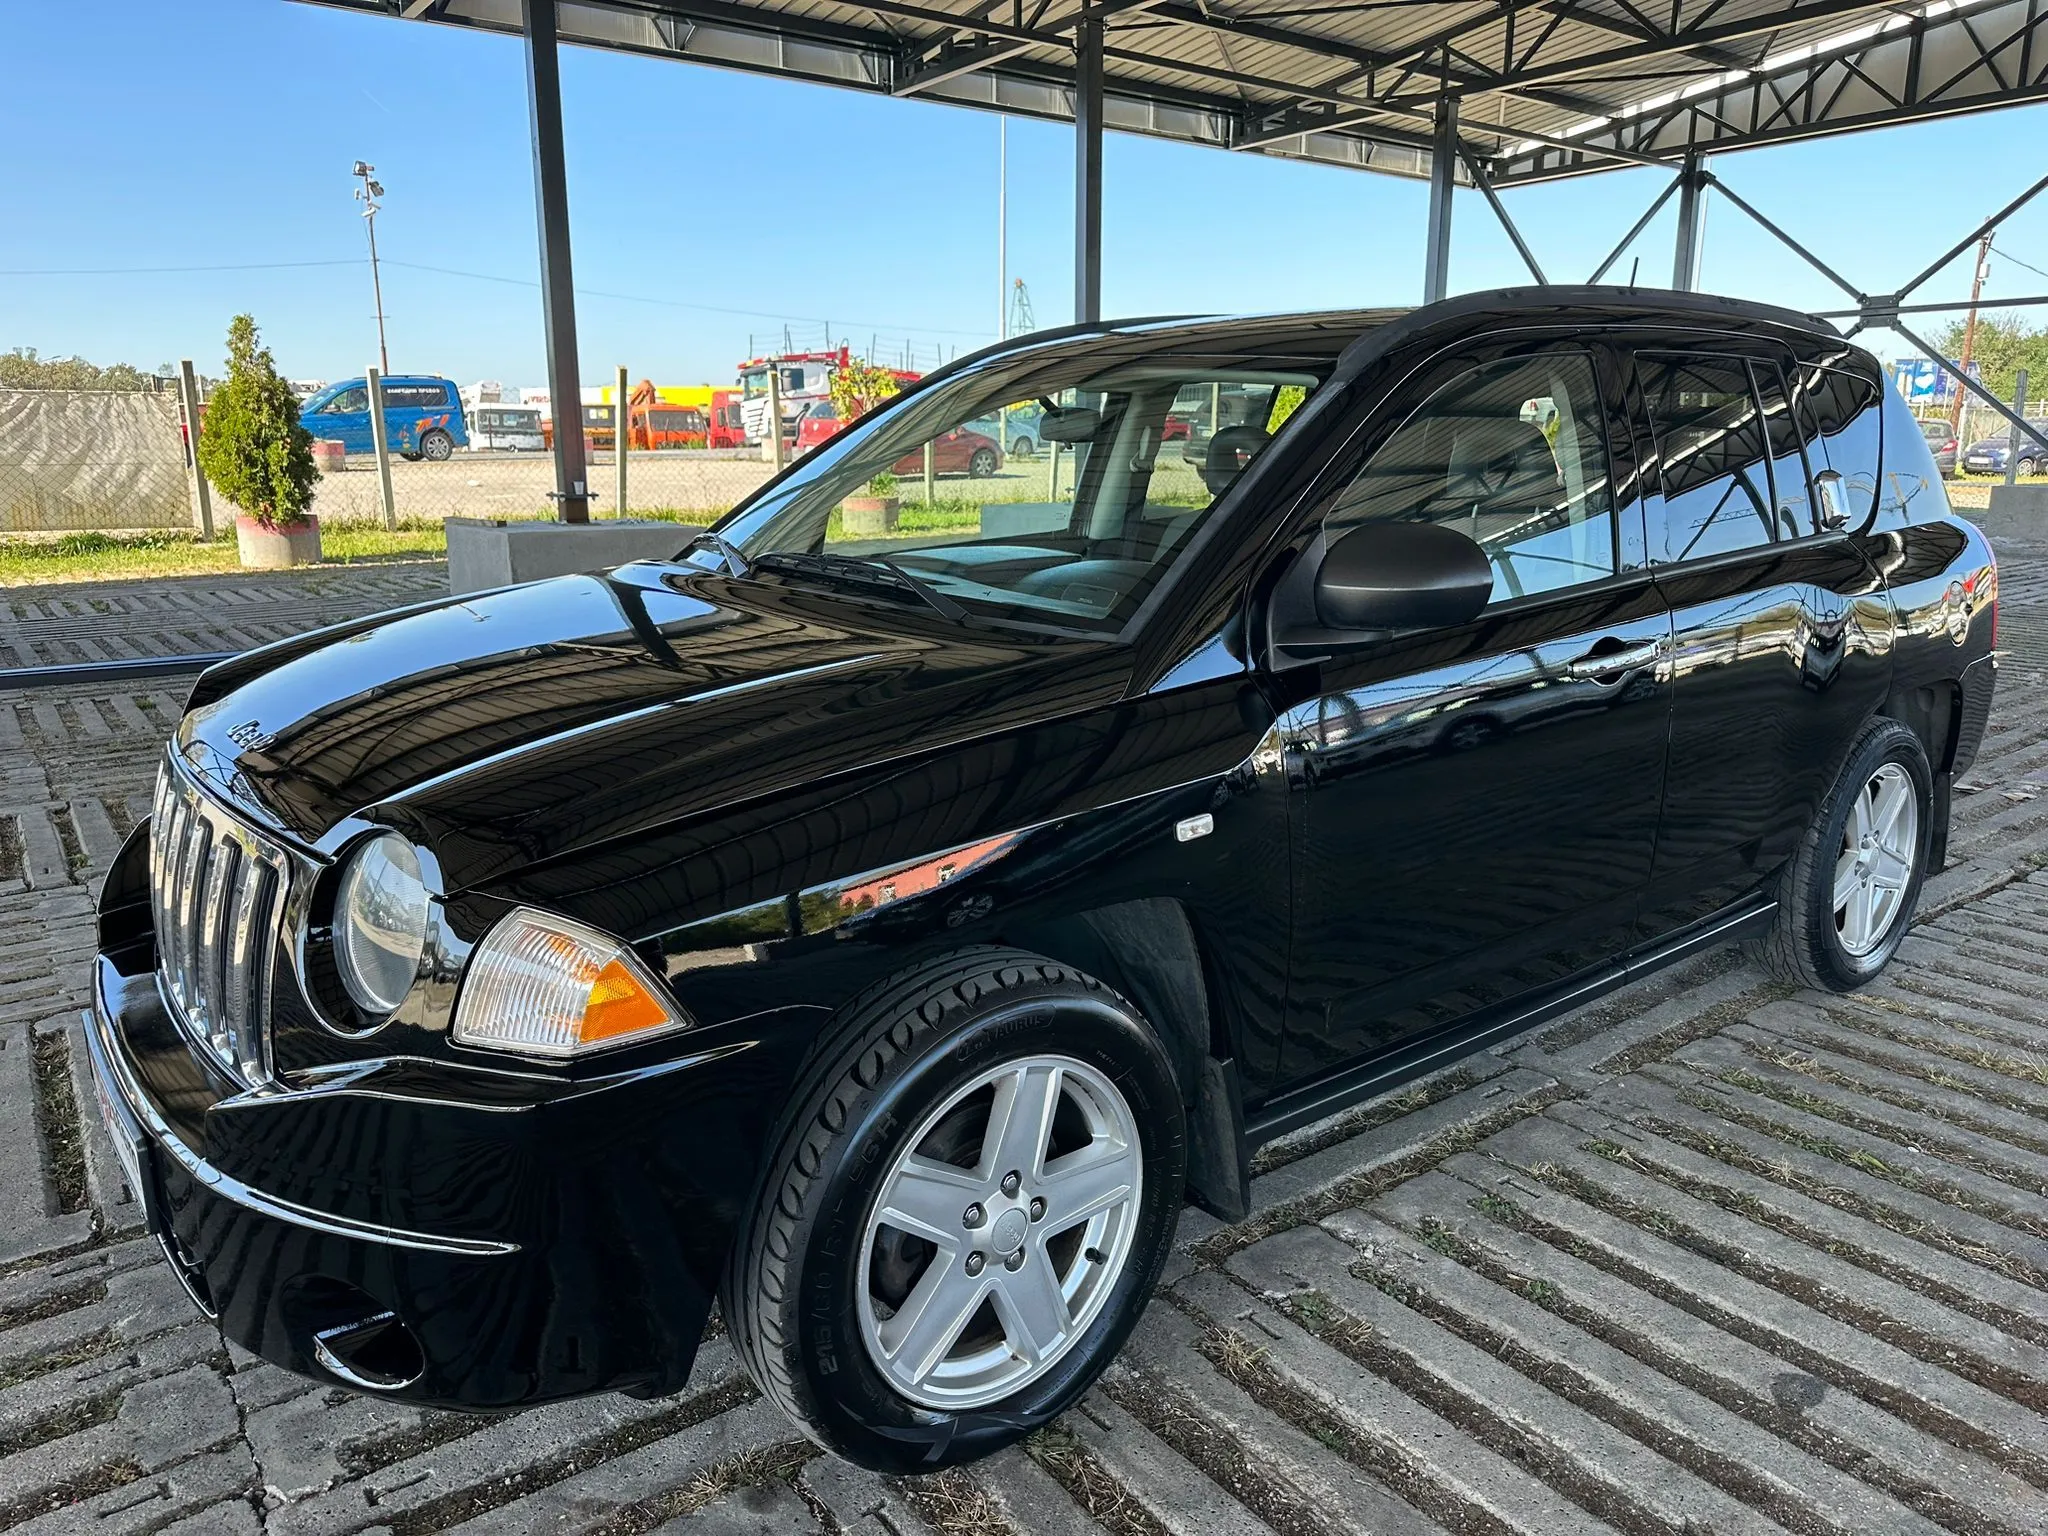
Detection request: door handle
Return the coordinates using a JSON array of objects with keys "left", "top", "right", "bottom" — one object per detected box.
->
[{"left": 1562, "top": 638, "right": 1664, "bottom": 683}]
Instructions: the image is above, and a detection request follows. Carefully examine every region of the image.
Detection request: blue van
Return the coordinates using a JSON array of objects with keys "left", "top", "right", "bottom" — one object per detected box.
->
[{"left": 300, "top": 375, "right": 469, "bottom": 460}]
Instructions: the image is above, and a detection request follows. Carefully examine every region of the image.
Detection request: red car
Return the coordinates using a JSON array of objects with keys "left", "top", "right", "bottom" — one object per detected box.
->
[{"left": 795, "top": 405, "right": 1002, "bottom": 477}]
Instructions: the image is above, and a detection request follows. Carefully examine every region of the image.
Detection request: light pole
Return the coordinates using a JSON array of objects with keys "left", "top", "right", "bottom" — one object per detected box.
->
[{"left": 352, "top": 161, "right": 390, "bottom": 376}]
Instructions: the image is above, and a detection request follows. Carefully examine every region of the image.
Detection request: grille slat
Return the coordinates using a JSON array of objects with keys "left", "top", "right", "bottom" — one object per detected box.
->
[{"left": 149, "top": 756, "right": 290, "bottom": 1087}]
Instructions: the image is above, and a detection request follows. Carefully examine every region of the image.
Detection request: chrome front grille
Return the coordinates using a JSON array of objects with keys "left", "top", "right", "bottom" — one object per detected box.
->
[{"left": 149, "top": 755, "right": 291, "bottom": 1086}]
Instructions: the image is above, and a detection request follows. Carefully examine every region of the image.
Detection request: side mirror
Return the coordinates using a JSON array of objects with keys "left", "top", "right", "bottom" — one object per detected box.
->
[{"left": 1313, "top": 521, "right": 1493, "bottom": 633}]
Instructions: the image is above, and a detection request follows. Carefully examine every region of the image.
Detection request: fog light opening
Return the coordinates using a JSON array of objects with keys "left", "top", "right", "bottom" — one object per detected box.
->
[
  {"left": 312, "top": 1310, "right": 425, "bottom": 1391},
  {"left": 287, "top": 1277, "right": 425, "bottom": 1392}
]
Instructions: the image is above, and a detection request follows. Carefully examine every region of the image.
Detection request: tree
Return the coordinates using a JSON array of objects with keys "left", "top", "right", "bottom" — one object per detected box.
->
[
  {"left": 0, "top": 347, "right": 160, "bottom": 392},
  {"left": 195, "top": 315, "right": 317, "bottom": 529},
  {"left": 828, "top": 357, "right": 903, "bottom": 421},
  {"left": 1930, "top": 313, "right": 2048, "bottom": 403}
]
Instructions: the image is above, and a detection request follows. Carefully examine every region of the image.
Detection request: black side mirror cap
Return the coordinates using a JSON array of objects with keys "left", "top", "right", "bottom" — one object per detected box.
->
[
  {"left": 1265, "top": 522, "right": 1492, "bottom": 665},
  {"left": 1316, "top": 521, "right": 1492, "bottom": 630}
]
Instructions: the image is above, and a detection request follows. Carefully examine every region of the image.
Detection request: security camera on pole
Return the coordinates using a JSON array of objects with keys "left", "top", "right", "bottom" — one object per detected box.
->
[{"left": 353, "top": 161, "right": 391, "bottom": 377}]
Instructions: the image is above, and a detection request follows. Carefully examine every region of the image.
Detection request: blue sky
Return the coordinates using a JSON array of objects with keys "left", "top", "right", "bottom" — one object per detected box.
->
[{"left": 6, "top": 0, "right": 2048, "bottom": 388}]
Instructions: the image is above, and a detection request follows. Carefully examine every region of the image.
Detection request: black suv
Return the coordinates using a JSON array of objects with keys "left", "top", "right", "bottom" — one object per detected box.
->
[{"left": 87, "top": 289, "right": 1997, "bottom": 1472}]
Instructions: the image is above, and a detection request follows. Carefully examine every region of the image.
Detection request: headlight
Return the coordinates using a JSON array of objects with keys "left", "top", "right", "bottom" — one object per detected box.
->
[
  {"left": 334, "top": 834, "right": 432, "bottom": 1015},
  {"left": 452, "top": 908, "right": 687, "bottom": 1058}
]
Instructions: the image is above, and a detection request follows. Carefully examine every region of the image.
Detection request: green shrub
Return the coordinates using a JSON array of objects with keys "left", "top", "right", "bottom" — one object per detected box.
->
[{"left": 195, "top": 315, "right": 317, "bottom": 529}]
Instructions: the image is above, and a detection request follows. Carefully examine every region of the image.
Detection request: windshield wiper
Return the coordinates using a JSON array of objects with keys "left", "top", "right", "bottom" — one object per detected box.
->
[
  {"left": 753, "top": 550, "right": 969, "bottom": 623},
  {"left": 685, "top": 529, "right": 751, "bottom": 575}
]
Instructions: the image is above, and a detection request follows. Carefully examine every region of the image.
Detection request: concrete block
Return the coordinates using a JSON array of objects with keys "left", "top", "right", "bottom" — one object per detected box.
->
[
  {"left": 981, "top": 503, "right": 1073, "bottom": 539},
  {"left": 444, "top": 518, "right": 702, "bottom": 595},
  {"left": 1967, "top": 484, "right": 2048, "bottom": 546}
]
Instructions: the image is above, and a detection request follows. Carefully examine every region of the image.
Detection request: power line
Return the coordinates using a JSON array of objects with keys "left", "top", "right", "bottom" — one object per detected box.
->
[
  {"left": 1992, "top": 245, "right": 2048, "bottom": 282},
  {"left": 383, "top": 260, "right": 993, "bottom": 339},
  {"left": 3, "top": 256, "right": 995, "bottom": 343},
  {"left": 0, "top": 259, "right": 360, "bottom": 276}
]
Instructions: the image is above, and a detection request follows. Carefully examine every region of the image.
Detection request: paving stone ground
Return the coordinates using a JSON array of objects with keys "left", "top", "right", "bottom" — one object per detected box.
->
[
  {"left": 0, "top": 563, "right": 450, "bottom": 669},
  {"left": 0, "top": 541, "right": 2045, "bottom": 1533}
]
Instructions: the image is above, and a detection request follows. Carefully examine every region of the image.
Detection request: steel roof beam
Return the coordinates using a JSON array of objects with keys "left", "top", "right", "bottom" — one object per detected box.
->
[
  {"left": 894, "top": 37, "right": 1040, "bottom": 92},
  {"left": 1378, "top": 0, "right": 1901, "bottom": 105}
]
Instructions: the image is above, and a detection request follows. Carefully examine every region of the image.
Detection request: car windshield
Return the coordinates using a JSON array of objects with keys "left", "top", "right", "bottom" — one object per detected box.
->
[{"left": 712, "top": 349, "right": 1321, "bottom": 635}]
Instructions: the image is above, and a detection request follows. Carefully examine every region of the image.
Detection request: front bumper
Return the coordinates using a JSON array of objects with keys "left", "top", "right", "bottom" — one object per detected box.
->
[{"left": 86, "top": 827, "right": 809, "bottom": 1409}]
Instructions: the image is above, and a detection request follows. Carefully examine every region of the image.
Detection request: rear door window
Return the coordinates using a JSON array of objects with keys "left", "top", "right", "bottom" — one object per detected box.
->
[
  {"left": 1756, "top": 357, "right": 1815, "bottom": 537},
  {"left": 1639, "top": 353, "right": 1777, "bottom": 563}
]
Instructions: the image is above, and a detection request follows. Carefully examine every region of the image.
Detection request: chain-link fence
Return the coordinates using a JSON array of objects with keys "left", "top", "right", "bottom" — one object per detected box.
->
[
  {"left": 307, "top": 445, "right": 775, "bottom": 523},
  {"left": 0, "top": 388, "right": 190, "bottom": 532},
  {"left": 0, "top": 383, "right": 780, "bottom": 534}
]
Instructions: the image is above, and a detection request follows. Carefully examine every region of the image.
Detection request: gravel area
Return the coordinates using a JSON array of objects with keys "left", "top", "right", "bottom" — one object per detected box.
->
[{"left": 0, "top": 533, "right": 2043, "bottom": 1534}]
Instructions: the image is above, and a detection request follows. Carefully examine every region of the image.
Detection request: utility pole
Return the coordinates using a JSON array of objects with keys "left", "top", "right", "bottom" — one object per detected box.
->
[
  {"left": 352, "top": 161, "right": 390, "bottom": 376},
  {"left": 1950, "top": 229, "right": 1994, "bottom": 436}
]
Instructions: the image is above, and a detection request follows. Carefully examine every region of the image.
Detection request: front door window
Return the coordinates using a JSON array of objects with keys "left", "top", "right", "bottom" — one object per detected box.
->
[{"left": 1324, "top": 351, "right": 1618, "bottom": 602}]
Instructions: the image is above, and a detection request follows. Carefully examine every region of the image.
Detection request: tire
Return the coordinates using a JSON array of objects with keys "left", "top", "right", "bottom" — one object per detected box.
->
[
  {"left": 1749, "top": 717, "right": 1932, "bottom": 991},
  {"left": 1438, "top": 716, "right": 1501, "bottom": 753},
  {"left": 420, "top": 429, "right": 455, "bottom": 463},
  {"left": 1010, "top": 436, "right": 1035, "bottom": 458},
  {"left": 969, "top": 447, "right": 999, "bottom": 478},
  {"left": 2018, "top": 457, "right": 2038, "bottom": 479},
  {"left": 722, "top": 947, "right": 1186, "bottom": 1472},
  {"left": 397, "top": 450, "right": 422, "bottom": 463}
]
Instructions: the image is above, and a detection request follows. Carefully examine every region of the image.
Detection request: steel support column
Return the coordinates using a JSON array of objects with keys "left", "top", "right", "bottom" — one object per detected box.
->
[
  {"left": 1672, "top": 153, "right": 1708, "bottom": 291},
  {"left": 524, "top": 0, "right": 590, "bottom": 523},
  {"left": 1423, "top": 98, "right": 1457, "bottom": 304},
  {"left": 1073, "top": 6, "right": 1104, "bottom": 324}
]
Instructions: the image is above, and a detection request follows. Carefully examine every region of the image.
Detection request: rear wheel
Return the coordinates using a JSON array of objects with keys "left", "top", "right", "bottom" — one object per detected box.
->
[
  {"left": 969, "top": 447, "right": 999, "bottom": 478},
  {"left": 722, "top": 947, "right": 1185, "bottom": 1471},
  {"left": 1009, "top": 435, "right": 1036, "bottom": 458},
  {"left": 2018, "top": 456, "right": 2038, "bottom": 478},
  {"left": 1750, "top": 718, "right": 1931, "bottom": 990},
  {"left": 420, "top": 429, "right": 455, "bottom": 462}
]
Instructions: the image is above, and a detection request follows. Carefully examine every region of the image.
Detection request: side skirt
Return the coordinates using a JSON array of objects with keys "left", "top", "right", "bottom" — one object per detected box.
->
[{"left": 1243, "top": 898, "right": 1776, "bottom": 1148}]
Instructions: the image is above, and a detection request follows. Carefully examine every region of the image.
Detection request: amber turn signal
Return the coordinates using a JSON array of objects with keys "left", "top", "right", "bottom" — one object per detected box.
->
[{"left": 452, "top": 908, "right": 688, "bottom": 1058}]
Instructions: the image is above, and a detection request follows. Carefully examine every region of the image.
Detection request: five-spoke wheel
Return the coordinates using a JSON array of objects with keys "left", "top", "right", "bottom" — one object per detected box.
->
[
  {"left": 859, "top": 1056, "right": 1141, "bottom": 1408},
  {"left": 722, "top": 948, "right": 1183, "bottom": 1472},
  {"left": 1834, "top": 762, "right": 1917, "bottom": 956},
  {"left": 1755, "top": 717, "right": 1930, "bottom": 989}
]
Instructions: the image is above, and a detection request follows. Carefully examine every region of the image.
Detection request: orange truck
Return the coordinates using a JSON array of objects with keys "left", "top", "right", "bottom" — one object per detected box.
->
[{"left": 542, "top": 381, "right": 745, "bottom": 450}]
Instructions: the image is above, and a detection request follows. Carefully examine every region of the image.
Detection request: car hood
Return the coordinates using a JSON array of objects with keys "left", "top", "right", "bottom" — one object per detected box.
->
[{"left": 178, "top": 562, "right": 1130, "bottom": 892}]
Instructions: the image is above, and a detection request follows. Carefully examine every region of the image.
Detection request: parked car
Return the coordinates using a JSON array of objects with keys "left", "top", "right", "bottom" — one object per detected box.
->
[
  {"left": 466, "top": 403, "right": 545, "bottom": 453},
  {"left": 1920, "top": 416, "right": 1959, "bottom": 478},
  {"left": 797, "top": 403, "right": 1002, "bottom": 476},
  {"left": 299, "top": 375, "right": 468, "bottom": 461},
  {"left": 1960, "top": 434, "right": 2045, "bottom": 477},
  {"left": 88, "top": 290, "right": 1996, "bottom": 1475}
]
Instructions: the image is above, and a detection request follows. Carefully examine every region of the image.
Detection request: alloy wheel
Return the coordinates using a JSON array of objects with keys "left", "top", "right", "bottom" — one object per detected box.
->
[
  {"left": 856, "top": 1055, "right": 1142, "bottom": 1410},
  {"left": 1834, "top": 762, "right": 1917, "bottom": 956}
]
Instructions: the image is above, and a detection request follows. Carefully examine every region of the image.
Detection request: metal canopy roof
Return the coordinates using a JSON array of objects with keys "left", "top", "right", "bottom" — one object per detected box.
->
[{"left": 300, "top": 0, "right": 2046, "bottom": 185}]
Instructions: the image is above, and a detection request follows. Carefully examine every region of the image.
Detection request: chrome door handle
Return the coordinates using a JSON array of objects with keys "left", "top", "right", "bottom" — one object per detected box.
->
[{"left": 1563, "top": 640, "right": 1663, "bottom": 682}]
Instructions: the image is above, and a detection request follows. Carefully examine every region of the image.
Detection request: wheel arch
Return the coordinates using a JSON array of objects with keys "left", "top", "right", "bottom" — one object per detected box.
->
[{"left": 999, "top": 898, "right": 1252, "bottom": 1221}]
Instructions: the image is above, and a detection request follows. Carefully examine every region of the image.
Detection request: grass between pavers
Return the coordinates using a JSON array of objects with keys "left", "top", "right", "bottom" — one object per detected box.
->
[{"left": 0, "top": 508, "right": 727, "bottom": 587}]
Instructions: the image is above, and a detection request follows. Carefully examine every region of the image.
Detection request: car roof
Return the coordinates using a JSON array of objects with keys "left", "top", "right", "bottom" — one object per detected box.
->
[{"left": 922, "top": 286, "right": 1849, "bottom": 392}]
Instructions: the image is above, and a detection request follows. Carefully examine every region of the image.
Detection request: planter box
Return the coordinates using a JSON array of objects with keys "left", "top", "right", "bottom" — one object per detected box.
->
[
  {"left": 311, "top": 440, "right": 346, "bottom": 475},
  {"left": 445, "top": 517, "right": 704, "bottom": 595},
  {"left": 236, "top": 515, "right": 322, "bottom": 568},
  {"left": 841, "top": 496, "right": 900, "bottom": 537}
]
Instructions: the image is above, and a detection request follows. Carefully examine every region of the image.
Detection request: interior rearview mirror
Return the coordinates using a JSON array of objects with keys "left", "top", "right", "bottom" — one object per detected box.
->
[
  {"left": 1039, "top": 407, "right": 1101, "bottom": 444},
  {"left": 1314, "top": 521, "right": 1493, "bottom": 633}
]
